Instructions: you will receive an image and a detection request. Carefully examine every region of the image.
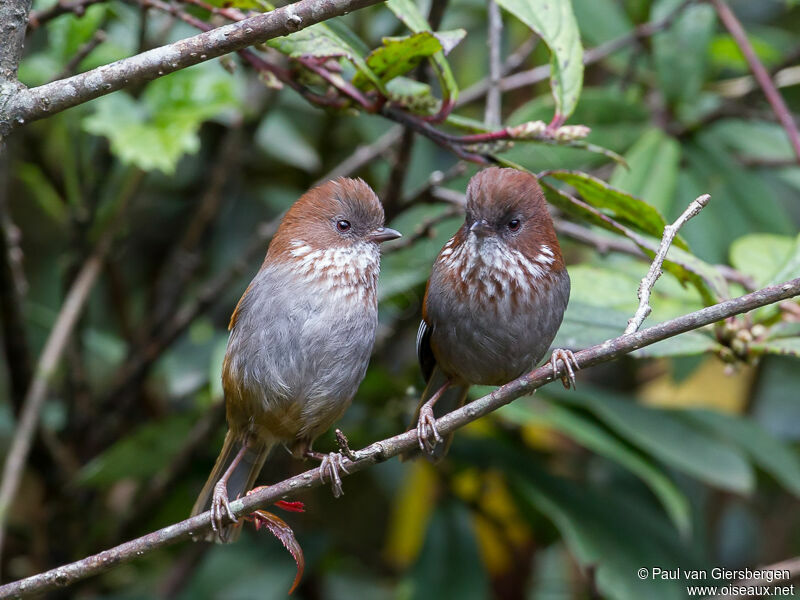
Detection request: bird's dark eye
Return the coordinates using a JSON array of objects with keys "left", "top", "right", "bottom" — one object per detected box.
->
[
  {"left": 336, "top": 220, "right": 351, "bottom": 232},
  {"left": 508, "top": 219, "right": 521, "bottom": 231}
]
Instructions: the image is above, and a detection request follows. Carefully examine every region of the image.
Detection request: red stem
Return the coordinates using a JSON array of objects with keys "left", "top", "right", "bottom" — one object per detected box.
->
[{"left": 711, "top": 0, "right": 800, "bottom": 164}]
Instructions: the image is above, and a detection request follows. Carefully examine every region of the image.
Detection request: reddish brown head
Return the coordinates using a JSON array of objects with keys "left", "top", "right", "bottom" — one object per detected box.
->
[
  {"left": 459, "top": 167, "right": 563, "bottom": 266},
  {"left": 267, "top": 177, "right": 400, "bottom": 263}
]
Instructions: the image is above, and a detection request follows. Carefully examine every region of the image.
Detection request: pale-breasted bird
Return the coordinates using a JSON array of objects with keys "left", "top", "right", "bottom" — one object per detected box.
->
[
  {"left": 191, "top": 178, "right": 400, "bottom": 541},
  {"left": 410, "top": 167, "right": 577, "bottom": 458}
]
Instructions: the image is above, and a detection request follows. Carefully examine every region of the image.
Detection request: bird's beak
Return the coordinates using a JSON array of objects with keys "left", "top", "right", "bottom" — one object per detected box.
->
[
  {"left": 469, "top": 219, "right": 493, "bottom": 237},
  {"left": 370, "top": 227, "right": 402, "bottom": 243}
]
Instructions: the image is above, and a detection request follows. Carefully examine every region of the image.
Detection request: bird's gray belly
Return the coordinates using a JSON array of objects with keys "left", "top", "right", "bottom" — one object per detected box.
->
[
  {"left": 225, "top": 270, "right": 377, "bottom": 440},
  {"left": 428, "top": 272, "right": 569, "bottom": 386}
]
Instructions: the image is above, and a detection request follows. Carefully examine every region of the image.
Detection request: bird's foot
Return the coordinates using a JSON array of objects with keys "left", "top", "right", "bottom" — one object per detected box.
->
[
  {"left": 210, "top": 480, "right": 237, "bottom": 534},
  {"left": 416, "top": 402, "right": 443, "bottom": 455},
  {"left": 549, "top": 348, "right": 580, "bottom": 389},
  {"left": 306, "top": 451, "right": 350, "bottom": 498}
]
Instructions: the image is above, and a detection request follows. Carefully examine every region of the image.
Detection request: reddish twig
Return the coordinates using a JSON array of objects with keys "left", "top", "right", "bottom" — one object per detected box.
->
[{"left": 711, "top": 0, "right": 800, "bottom": 164}]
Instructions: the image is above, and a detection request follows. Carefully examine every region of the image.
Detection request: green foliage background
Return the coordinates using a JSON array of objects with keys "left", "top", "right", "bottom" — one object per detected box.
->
[{"left": 3, "top": 0, "right": 800, "bottom": 598}]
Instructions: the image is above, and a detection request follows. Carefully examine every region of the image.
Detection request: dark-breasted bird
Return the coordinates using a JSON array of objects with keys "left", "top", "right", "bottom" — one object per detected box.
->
[
  {"left": 191, "top": 178, "right": 400, "bottom": 541},
  {"left": 410, "top": 167, "right": 577, "bottom": 458}
]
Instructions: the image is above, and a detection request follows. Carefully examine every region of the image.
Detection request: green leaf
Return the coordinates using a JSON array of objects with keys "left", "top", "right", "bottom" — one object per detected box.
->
[
  {"left": 501, "top": 399, "right": 692, "bottom": 534},
  {"left": 680, "top": 409, "right": 800, "bottom": 497},
  {"left": 495, "top": 0, "right": 584, "bottom": 120},
  {"left": 547, "top": 386, "right": 755, "bottom": 494},
  {"left": 539, "top": 180, "right": 722, "bottom": 304},
  {"left": 386, "top": 0, "right": 459, "bottom": 104},
  {"left": 753, "top": 338, "right": 800, "bottom": 358},
  {"left": 610, "top": 129, "right": 681, "bottom": 216},
  {"left": 652, "top": 0, "right": 716, "bottom": 107},
  {"left": 83, "top": 63, "right": 239, "bottom": 174},
  {"left": 352, "top": 30, "right": 464, "bottom": 90},
  {"left": 267, "top": 23, "right": 385, "bottom": 94},
  {"left": 729, "top": 233, "right": 796, "bottom": 287},
  {"left": 554, "top": 263, "right": 717, "bottom": 357},
  {"left": 255, "top": 113, "right": 321, "bottom": 173},
  {"left": 408, "top": 500, "right": 489, "bottom": 600},
  {"left": 545, "top": 170, "right": 688, "bottom": 250},
  {"left": 78, "top": 413, "right": 196, "bottom": 486}
]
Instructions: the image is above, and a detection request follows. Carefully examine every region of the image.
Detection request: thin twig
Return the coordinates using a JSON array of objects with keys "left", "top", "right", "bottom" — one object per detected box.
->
[
  {"left": 51, "top": 30, "right": 108, "bottom": 82},
  {"left": 625, "top": 194, "right": 711, "bottom": 334},
  {"left": 0, "top": 235, "right": 113, "bottom": 564},
  {"left": 314, "top": 127, "right": 404, "bottom": 187},
  {"left": 27, "top": 0, "right": 107, "bottom": 28},
  {"left": 380, "top": 128, "right": 416, "bottom": 222},
  {"left": 1, "top": 277, "right": 799, "bottom": 599},
  {"left": 710, "top": 0, "right": 800, "bottom": 164},
  {"left": 485, "top": 0, "right": 503, "bottom": 128}
]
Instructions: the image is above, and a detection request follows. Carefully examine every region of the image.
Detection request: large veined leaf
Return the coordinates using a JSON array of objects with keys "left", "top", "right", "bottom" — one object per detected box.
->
[
  {"left": 680, "top": 410, "right": 800, "bottom": 497},
  {"left": 500, "top": 399, "right": 692, "bottom": 534},
  {"left": 610, "top": 128, "right": 681, "bottom": 217},
  {"left": 545, "top": 170, "right": 688, "bottom": 250},
  {"left": 546, "top": 386, "right": 755, "bottom": 494},
  {"left": 730, "top": 233, "right": 796, "bottom": 287},
  {"left": 539, "top": 180, "right": 723, "bottom": 304},
  {"left": 495, "top": 0, "right": 584, "bottom": 121},
  {"left": 457, "top": 439, "right": 703, "bottom": 600}
]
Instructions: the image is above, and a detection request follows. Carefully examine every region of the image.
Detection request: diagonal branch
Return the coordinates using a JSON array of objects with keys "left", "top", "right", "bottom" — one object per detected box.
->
[
  {"left": 1, "top": 277, "right": 799, "bottom": 599},
  {"left": 0, "top": 0, "right": 384, "bottom": 137},
  {"left": 710, "top": 0, "right": 800, "bottom": 164}
]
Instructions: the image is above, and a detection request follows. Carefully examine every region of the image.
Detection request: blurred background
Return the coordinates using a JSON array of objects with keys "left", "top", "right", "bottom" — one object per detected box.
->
[{"left": 2, "top": 0, "right": 800, "bottom": 598}]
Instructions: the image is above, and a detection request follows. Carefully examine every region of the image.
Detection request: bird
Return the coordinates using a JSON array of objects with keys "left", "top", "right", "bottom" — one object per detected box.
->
[
  {"left": 409, "top": 167, "right": 577, "bottom": 459},
  {"left": 191, "top": 177, "right": 401, "bottom": 541}
]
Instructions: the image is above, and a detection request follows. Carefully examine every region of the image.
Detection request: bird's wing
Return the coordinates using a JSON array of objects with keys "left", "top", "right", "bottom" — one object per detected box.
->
[{"left": 416, "top": 318, "right": 436, "bottom": 383}]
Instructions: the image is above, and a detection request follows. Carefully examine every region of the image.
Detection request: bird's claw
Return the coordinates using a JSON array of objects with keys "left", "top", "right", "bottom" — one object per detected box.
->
[
  {"left": 416, "top": 404, "right": 442, "bottom": 455},
  {"left": 317, "top": 452, "right": 350, "bottom": 498},
  {"left": 549, "top": 348, "right": 579, "bottom": 389},
  {"left": 210, "top": 480, "right": 237, "bottom": 534}
]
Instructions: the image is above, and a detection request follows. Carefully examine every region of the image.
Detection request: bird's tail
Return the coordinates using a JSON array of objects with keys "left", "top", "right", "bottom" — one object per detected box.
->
[
  {"left": 191, "top": 430, "right": 273, "bottom": 543},
  {"left": 402, "top": 366, "right": 468, "bottom": 462}
]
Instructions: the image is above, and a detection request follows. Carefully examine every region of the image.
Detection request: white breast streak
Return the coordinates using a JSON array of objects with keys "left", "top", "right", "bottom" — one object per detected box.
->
[
  {"left": 289, "top": 239, "right": 380, "bottom": 302},
  {"left": 438, "top": 238, "right": 552, "bottom": 303}
]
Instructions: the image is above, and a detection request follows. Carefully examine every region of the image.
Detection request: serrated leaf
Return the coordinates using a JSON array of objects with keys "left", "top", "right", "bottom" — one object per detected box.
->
[
  {"left": 352, "top": 31, "right": 457, "bottom": 90},
  {"left": 82, "top": 63, "right": 239, "bottom": 174},
  {"left": 501, "top": 399, "right": 692, "bottom": 534},
  {"left": 267, "top": 23, "right": 385, "bottom": 93},
  {"left": 545, "top": 170, "right": 688, "bottom": 250},
  {"left": 386, "top": 0, "right": 459, "bottom": 103},
  {"left": 495, "top": 0, "right": 583, "bottom": 120}
]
